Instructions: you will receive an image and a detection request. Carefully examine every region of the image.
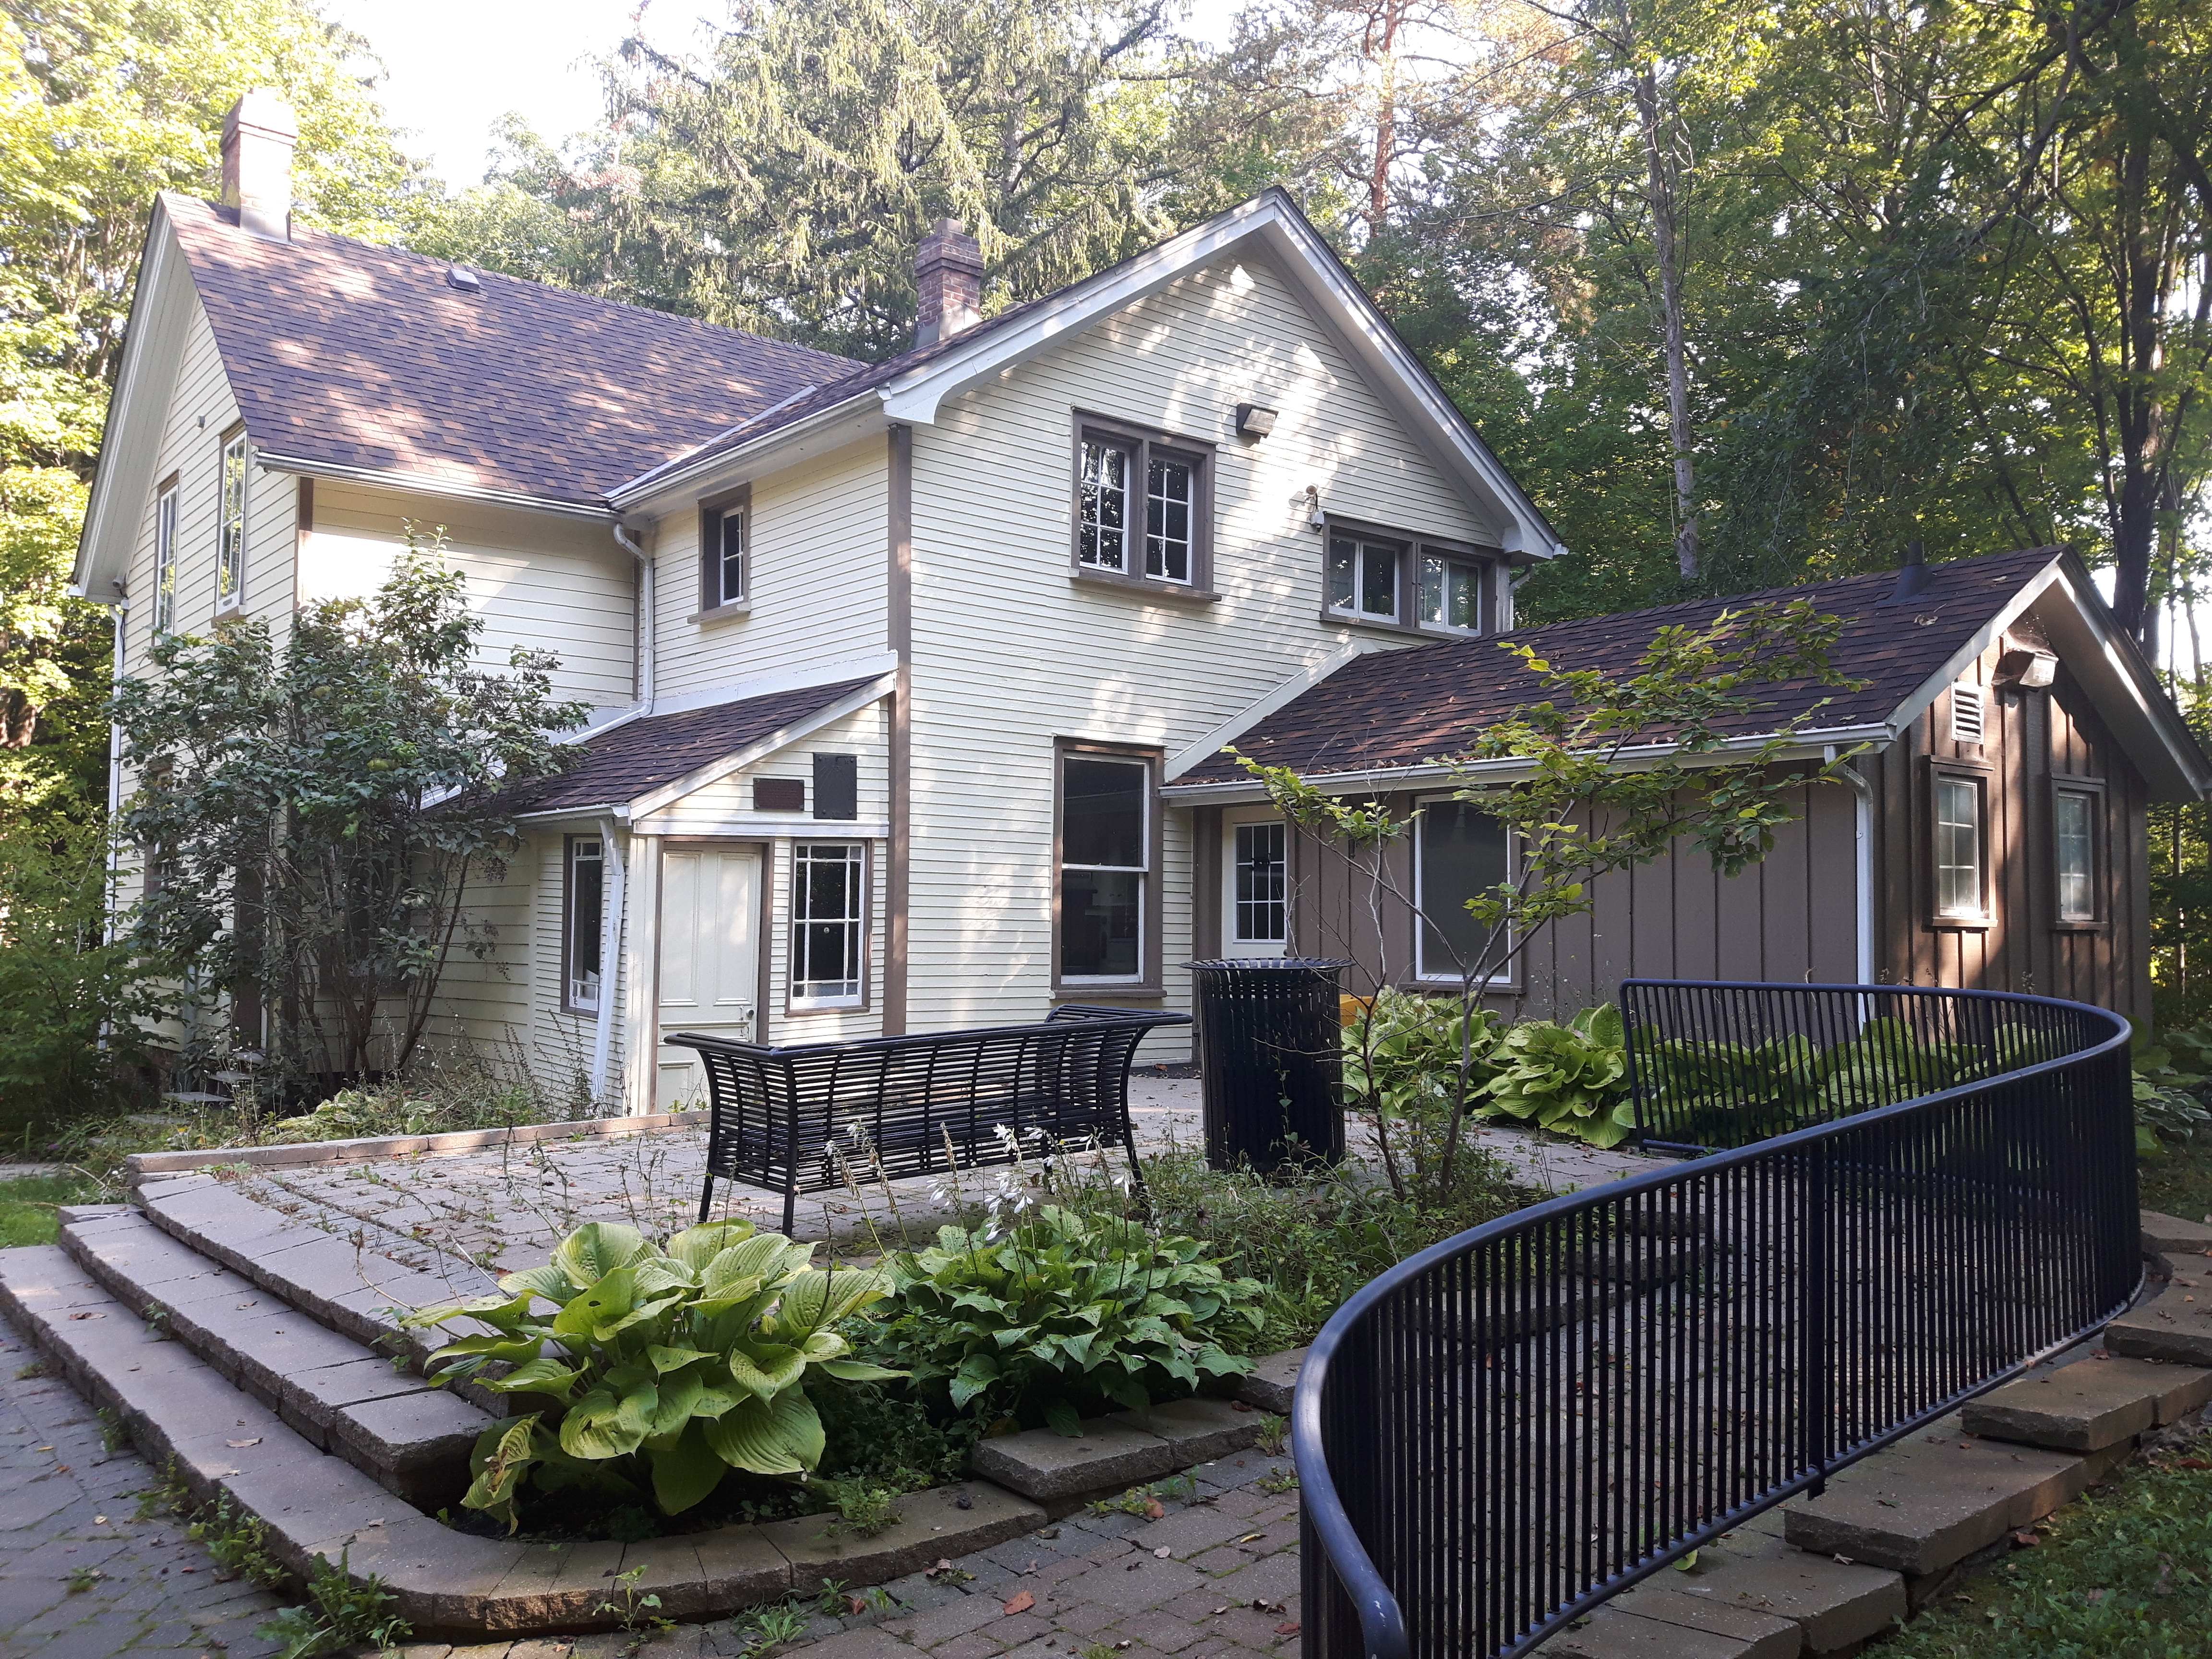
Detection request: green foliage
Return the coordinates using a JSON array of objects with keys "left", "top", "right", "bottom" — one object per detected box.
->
[
  {"left": 187, "top": 1496, "right": 284, "bottom": 1589},
  {"left": 1342, "top": 990, "right": 1503, "bottom": 1121},
  {"left": 253, "top": 1550, "right": 411, "bottom": 1659},
  {"left": 729, "top": 1599, "right": 814, "bottom": 1655},
  {"left": 113, "top": 535, "right": 589, "bottom": 1086},
  {"left": 402, "top": 1219, "right": 899, "bottom": 1529},
  {"left": 0, "top": 1169, "right": 107, "bottom": 1249},
  {"left": 871, "top": 1205, "right": 1263, "bottom": 1430},
  {"left": 821, "top": 1478, "right": 904, "bottom": 1539},
  {"left": 1480, "top": 1004, "right": 1633, "bottom": 1148},
  {"left": 0, "top": 813, "right": 165, "bottom": 1131},
  {"left": 2131, "top": 1031, "right": 2212, "bottom": 1162}
]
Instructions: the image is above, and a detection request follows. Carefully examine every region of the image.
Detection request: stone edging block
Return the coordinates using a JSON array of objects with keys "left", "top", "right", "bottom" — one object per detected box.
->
[{"left": 123, "top": 1109, "right": 701, "bottom": 1181}]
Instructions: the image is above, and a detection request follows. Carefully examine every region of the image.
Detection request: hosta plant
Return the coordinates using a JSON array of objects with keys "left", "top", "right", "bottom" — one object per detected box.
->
[
  {"left": 1479, "top": 1003, "right": 1634, "bottom": 1147},
  {"left": 401, "top": 1220, "right": 898, "bottom": 1529},
  {"left": 871, "top": 1204, "right": 1264, "bottom": 1435}
]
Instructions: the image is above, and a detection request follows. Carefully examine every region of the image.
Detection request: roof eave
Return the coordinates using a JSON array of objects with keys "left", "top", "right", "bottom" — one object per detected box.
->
[
  {"left": 254, "top": 451, "right": 617, "bottom": 521},
  {"left": 607, "top": 395, "right": 885, "bottom": 511}
]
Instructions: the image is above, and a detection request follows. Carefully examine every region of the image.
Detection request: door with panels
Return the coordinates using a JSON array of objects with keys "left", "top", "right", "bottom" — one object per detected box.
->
[
  {"left": 1221, "top": 807, "right": 1291, "bottom": 958},
  {"left": 656, "top": 843, "right": 761, "bottom": 1109}
]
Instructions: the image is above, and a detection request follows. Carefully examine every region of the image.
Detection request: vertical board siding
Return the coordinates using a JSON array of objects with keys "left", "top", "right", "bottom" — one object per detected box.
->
[
  {"left": 305, "top": 481, "right": 635, "bottom": 712},
  {"left": 905, "top": 255, "right": 1500, "bottom": 1039},
  {"left": 651, "top": 438, "right": 890, "bottom": 698}
]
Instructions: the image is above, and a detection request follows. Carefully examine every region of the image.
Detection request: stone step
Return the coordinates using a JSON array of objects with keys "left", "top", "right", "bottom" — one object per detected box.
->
[
  {"left": 2142, "top": 1210, "right": 2212, "bottom": 1262},
  {"left": 971, "top": 1396, "right": 1266, "bottom": 1515},
  {"left": 1779, "top": 1413, "right": 2088, "bottom": 1576},
  {"left": 2103, "top": 1271, "right": 2212, "bottom": 1368},
  {"left": 1666, "top": 1513, "right": 1906, "bottom": 1654},
  {"left": 1961, "top": 1351, "right": 2212, "bottom": 1452},
  {"left": 1539, "top": 1587, "right": 1799, "bottom": 1659},
  {"left": 58, "top": 1207, "right": 498, "bottom": 1509}
]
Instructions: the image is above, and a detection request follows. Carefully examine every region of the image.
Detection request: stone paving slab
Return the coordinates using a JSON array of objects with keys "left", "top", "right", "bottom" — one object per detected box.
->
[
  {"left": 1962, "top": 1351, "right": 2211, "bottom": 1450},
  {"left": 2104, "top": 1271, "right": 2212, "bottom": 1367}
]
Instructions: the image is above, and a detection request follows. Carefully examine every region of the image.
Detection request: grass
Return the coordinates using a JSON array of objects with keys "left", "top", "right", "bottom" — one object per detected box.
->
[
  {"left": 2138, "top": 1131, "right": 2212, "bottom": 1227},
  {"left": 1876, "top": 1425, "right": 2212, "bottom": 1658},
  {"left": 0, "top": 1170, "right": 108, "bottom": 1247}
]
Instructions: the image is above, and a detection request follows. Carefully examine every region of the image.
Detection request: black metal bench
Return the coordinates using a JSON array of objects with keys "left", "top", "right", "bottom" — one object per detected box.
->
[{"left": 664, "top": 1005, "right": 1193, "bottom": 1233}]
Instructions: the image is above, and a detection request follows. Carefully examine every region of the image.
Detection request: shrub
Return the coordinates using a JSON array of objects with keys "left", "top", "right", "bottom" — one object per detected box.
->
[
  {"left": 401, "top": 1219, "right": 899, "bottom": 1528},
  {"left": 1479, "top": 1003, "right": 1632, "bottom": 1146},
  {"left": 870, "top": 1204, "right": 1264, "bottom": 1434}
]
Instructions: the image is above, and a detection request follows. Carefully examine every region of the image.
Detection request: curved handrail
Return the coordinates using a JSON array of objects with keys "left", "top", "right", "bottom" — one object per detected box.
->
[{"left": 1294, "top": 981, "right": 2137, "bottom": 1659}]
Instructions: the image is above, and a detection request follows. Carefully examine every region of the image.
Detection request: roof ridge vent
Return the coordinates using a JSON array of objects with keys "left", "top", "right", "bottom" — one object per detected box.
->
[{"left": 446, "top": 266, "right": 482, "bottom": 293}]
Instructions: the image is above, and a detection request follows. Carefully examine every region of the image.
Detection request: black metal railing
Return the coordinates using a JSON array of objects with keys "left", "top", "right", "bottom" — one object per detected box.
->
[{"left": 1296, "top": 981, "right": 2137, "bottom": 1659}]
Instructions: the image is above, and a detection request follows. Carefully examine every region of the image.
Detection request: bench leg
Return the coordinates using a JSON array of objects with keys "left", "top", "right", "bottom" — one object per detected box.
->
[
  {"left": 697, "top": 1174, "right": 716, "bottom": 1226},
  {"left": 782, "top": 1185, "right": 797, "bottom": 1239}
]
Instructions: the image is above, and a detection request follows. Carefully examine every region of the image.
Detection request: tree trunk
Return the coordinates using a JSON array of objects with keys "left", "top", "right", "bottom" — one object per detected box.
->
[
  {"left": 1365, "top": 0, "right": 1406, "bottom": 234},
  {"left": 1633, "top": 62, "right": 1699, "bottom": 581},
  {"left": 2106, "top": 127, "right": 2166, "bottom": 643}
]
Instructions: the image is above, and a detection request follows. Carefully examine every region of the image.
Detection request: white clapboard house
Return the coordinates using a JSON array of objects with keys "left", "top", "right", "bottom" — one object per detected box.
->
[{"left": 75, "top": 93, "right": 1563, "bottom": 1108}]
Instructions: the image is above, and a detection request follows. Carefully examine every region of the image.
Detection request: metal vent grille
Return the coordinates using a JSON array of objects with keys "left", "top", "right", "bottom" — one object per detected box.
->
[{"left": 1951, "top": 683, "right": 1986, "bottom": 744}]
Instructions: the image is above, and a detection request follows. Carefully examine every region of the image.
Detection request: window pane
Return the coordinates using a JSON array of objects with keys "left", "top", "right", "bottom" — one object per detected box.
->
[
  {"left": 1080, "top": 441, "right": 1128, "bottom": 570},
  {"left": 568, "top": 840, "right": 603, "bottom": 1009},
  {"left": 218, "top": 435, "right": 248, "bottom": 604},
  {"left": 1062, "top": 868, "right": 1141, "bottom": 977},
  {"left": 1062, "top": 757, "right": 1145, "bottom": 868},
  {"left": 1935, "top": 777, "right": 1981, "bottom": 916},
  {"left": 1418, "top": 801, "right": 1509, "bottom": 976},
  {"left": 1360, "top": 541, "right": 1396, "bottom": 616},
  {"left": 792, "top": 843, "right": 863, "bottom": 999},
  {"left": 1234, "top": 822, "right": 1287, "bottom": 942},
  {"left": 2056, "top": 791, "right": 2094, "bottom": 921},
  {"left": 1446, "top": 560, "right": 1477, "bottom": 629},
  {"left": 1328, "top": 538, "right": 1358, "bottom": 609},
  {"left": 154, "top": 489, "right": 177, "bottom": 634},
  {"left": 1144, "top": 457, "right": 1191, "bottom": 582},
  {"left": 718, "top": 509, "right": 746, "bottom": 604}
]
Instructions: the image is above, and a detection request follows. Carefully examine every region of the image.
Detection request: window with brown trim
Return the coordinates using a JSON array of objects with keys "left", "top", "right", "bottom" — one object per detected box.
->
[
  {"left": 2052, "top": 776, "right": 2106, "bottom": 927},
  {"left": 1322, "top": 518, "right": 1497, "bottom": 637},
  {"left": 1926, "top": 760, "right": 1993, "bottom": 926},
  {"left": 1072, "top": 415, "right": 1212, "bottom": 594},
  {"left": 696, "top": 486, "right": 751, "bottom": 615},
  {"left": 1055, "top": 744, "right": 1161, "bottom": 987},
  {"left": 790, "top": 842, "right": 866, "bottom": 1008},
  {"left": 153, "top": 474, "right": 180, "bottom": 636},
  {"left": 216, "top": 426, "right": 248, "bottom": 611}
]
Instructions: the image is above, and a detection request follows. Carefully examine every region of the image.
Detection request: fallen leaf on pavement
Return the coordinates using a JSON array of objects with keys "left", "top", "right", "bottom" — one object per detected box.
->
[
  {"left": 1144, "top": 1499, "right": 1165, "bottom": 1520},
  {"left": 1275, "top": 1623, "right": 1301, "bottom": 1636},
  {"left": 1002, "top": 1591, "right": 1036, "bottom": 1616},
  {"left": 225, "top": 1439, "right": 260, "bottom": 1449},
  {"left": 1154, "top": 1546, "right": 1171, "bottom": 1558}
]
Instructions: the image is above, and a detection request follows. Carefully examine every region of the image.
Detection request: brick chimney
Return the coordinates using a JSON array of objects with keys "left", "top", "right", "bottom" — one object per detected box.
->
[
  {"left": 914, "top": 219, "right": 983, "bottom": 348},
  {"left": 222, "top": 89, "right": 298, "bottom": 242}
]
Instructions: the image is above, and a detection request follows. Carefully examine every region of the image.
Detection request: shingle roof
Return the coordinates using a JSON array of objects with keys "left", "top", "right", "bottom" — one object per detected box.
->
[
  {"left": 1176, "top": 548, "right": 2070, "bottom": 785},
  {"left": 166, "top": 195, "right": 862, "bottom": 507},
  {"left": 497, "top": 677, "right": 886, "bottom": 816}
]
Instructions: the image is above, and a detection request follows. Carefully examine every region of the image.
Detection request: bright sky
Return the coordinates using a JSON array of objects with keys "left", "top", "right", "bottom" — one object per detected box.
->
[{"left": 327, "top": 0, "right": 1248, "bottom": 188}]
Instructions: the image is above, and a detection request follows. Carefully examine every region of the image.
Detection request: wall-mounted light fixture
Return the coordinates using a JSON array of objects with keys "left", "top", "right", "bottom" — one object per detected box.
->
[
  {"left": 1236, "top": 402, "right": 1277, "bottom": 439},
  {"left": 1304, "top": 484, "right": 1324, "bottom": 529},
  {"left": 1995, "top": 646, "right": 2059, "bottom": 689}
]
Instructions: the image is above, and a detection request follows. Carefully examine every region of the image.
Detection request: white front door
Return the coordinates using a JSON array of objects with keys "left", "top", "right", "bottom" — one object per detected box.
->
[
  {"left": 1222, "top": 812, "right": 1290, "bottom": 958},
  {"left": 657, "top": 844, "right": 761, "bottom": 1109}
]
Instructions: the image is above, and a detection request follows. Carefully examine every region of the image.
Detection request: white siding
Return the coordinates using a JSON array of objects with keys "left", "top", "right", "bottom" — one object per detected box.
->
[
  {"left": 304, "top": 481, "right": 635, "bottom": 712},
  {"left": 651, "top": 437, "right": 890, "bottom": 697},
  {"left": 903, "top": 254, "right": 1497, "bottom": 1039}
]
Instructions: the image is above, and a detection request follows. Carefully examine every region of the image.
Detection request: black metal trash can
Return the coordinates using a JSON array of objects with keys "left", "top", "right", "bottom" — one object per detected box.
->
[{"left": 1184, "top": 958, "right": 1351, "bottom": 1174}]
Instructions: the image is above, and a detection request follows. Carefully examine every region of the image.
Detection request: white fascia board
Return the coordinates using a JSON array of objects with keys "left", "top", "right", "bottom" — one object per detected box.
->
[
  {"left": 73, "top": 206, "right": 198, "bottom": 601},
  {"left": 1165, "top": 641, "right": 1383, "bottom": 780},
  {"left": 1878, "top": 553, "right": 2068, "bottom": 740},
  {"left": 608, "top": 398, "right": 886, "bottom": 515},
  {"left": 253, "top": 452, "right": 616, "bottom": 522},
  {"left": 555, "top": 653, "right": 902, "bottom": 747},
  {"left": 872, "top": 190, "right": 1567, "bottom": 562},
  {"left": 1160, "top": 722, "right": 1898, "bottom": 805},
  {"left": 618, "top": 673, "right": 895, "bottom": 819}
]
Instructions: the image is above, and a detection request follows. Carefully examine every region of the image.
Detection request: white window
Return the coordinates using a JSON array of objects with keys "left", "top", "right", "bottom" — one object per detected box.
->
[
  {"left": 216, "top": 430, "right": 248, "bottom": 609},
  {"left": 1934, "top": 775, "right": 1984, "bottom": 918},
  {"left": 1079, "top": 440, "right": 1130, "bottom": 573},
  {"left": 711, "top": 505, "right": 747, "bottom": 606},
  {"left": 791, "top": 842, "right": 865, "bottom": 1006},
  {"left": 564, "top": 836, "right": 604, "bottom": 1013},
  {"left": 1949, "top": 683, "right": 1986, "bottom": 745},
  {"left": 2055, "top": 789, "right": 2095, "bottom": 922},
  {"left": 1060, "top": 755, "right": 1147, "bottom": 980},
  {"left": 1416, "top": 798, "right": 1511, "bottom": 980},
  {"left": 153, "top": 482, "right": 178, "bottom": 635},
  {"left": 1144, "top": 456, "right": 1193, "bottom": 582},
  {"left": 1328, "top": 535, "right": 1400, "bottom": 621},
  {"left": 1233, "top": 821, "right": 1287, "bottom": 946},
  {"left": 1418, "top": 552, "right": 1483, "bottom": 632}
]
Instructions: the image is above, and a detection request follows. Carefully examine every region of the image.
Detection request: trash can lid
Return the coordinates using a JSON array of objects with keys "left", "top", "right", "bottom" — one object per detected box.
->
[{"left": 1182, "top": 958, "right": 1354, "bottom": 972}]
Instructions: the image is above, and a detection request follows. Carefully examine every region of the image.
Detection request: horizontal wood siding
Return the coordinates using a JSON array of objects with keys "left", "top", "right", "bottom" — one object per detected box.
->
[
  {"left": 905, "top": 254, "right": 1500, "bottom": 1044},
  {"left": 306, "top": 481, "right": 634, "bottom": 712},
  {"left": 652, "top": 438, "right": 890, "bottom": 698}
]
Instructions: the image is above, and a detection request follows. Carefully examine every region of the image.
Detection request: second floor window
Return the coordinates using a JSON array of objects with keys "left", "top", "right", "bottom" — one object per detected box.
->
[
  {"left": 1075, "top": 421, "right": 1208, "bottom": 587},
  {"left": 153, "top": 481, "right": 178, "bottom": 635},
  {"left": 1329, "top": 535, "right": 1400, "bottom": 621},
  {"left": 711, "top": 505, "right": 746, "bottom": 606},
  {"left": 217, "top": 430, "right": 248, "bottom": 608},
  {"left": 1079, "top": 441, "right": 1129, "bottom": 571},
  {"left": 1419, "top": 552, "right": 1482, "bottom": 631}
]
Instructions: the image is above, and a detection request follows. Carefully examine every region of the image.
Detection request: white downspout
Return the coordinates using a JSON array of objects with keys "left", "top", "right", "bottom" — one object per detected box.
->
[
  {"left": 613, "top": 517, "right": 655, "bottom": 716},
  {"left": 1828, "top": 747, "right": 1876, "bottom": 986},
  {"left": 589, "top": 815, "right": 628, "bottom": 1107}
]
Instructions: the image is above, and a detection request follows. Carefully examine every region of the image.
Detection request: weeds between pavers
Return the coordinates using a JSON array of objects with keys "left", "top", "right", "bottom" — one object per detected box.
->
[
  {"left": 253, "top": 1549, "right": 411, "bottom": 1659},
  {"left": 592, "top": 1563, "right": 674, "bottom": 1657},
  {"left": 1875, "top": 1419, "right": 2212, "bottom": 1659}
]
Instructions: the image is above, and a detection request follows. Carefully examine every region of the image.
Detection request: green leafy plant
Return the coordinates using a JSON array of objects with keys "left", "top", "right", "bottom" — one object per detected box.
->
[
  {"left": 1258, "top": 1467, "right": 1300, "bottom": 1494},
  {"left": 188, "top": 1497, "right": 285, "bottom": 1589},
  {"left": 65, "top": 1563, "right": 100, "bottom": 1593},
  {"left": 253, "top": 1551, "right": 411, "bottom": 1659},
  {"left": 1254, "top": 1412, "right": 1287, "bottom": 1456},
  {"left": 821, "top": 1478, "right": 904, "bottom": 1538},
  {"left": 731, "top": 1600, "right": 813, "bottom": 1654},
  {"left": 96, "top": 1407, "right": 125, "bottom": 1453},
  {"left": 1479, "top": 1004, "right": 1633, "bottom": 1146},
  {"left": 401, "top": 1218, "right": 900, "bottom": 1529},
  {"left": 594, "top": 1563, "right": 673, "bottom": 1648},
  {"left": 814, "top": 1578, "right": 850, "bottom": 1617},
  {"left": 872, "top": 1205, "right": 1263, "bottom": 1432}
]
